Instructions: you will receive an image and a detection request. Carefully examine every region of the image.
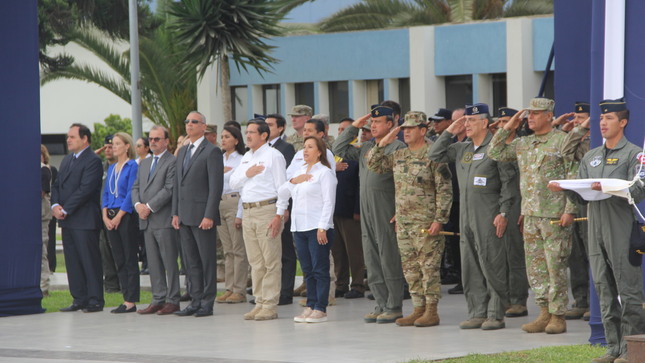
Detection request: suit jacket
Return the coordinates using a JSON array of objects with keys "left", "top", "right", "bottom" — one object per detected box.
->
[
  {"left": 172, "top": 140, "right": 224, "bottom": 226},
  {"left": 50, "top": 148, "right": 103, "bottom": 230},
  {"left": 272, "top": 138, "right": 295, "bottom": 167},
  {"left": 132, "top": 151, "right": 176, "bottom": 230},
  {"left": 334, "top": 159, "right": 360, "bottom": 219}
]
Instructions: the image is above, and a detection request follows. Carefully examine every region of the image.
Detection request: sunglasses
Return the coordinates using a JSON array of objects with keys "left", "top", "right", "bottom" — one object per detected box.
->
[
  {"left": 149, "top": 137, "right": 165, "bottom": 142},
  {"left": 184, "top": 119, "right": 202, "bottom": 124}
]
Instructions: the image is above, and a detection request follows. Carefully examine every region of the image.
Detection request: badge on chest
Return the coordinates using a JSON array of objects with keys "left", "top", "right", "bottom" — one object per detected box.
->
[
  {"left": 605, "top": 158, "right": 619, "bottom": 165},
  {"left": 462, "top": 152, "right": 473, "bottom": 163},
  {"left": 472, "top": 153, "right": 485, "bottom": 161},
  {"left": 589, "top": 155, "right": 602, "bottom": 167},
  {"left": 473, "top": 176, "right": 487, "bottom": 186}
]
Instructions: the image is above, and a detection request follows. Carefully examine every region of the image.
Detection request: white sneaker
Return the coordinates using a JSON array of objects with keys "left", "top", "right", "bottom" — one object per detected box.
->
[
  {"left": 294, "top": 307, "right": 312, "bottom": 323},
  {"left": 305, "top": 310, "right": 327, "bottom": 323}
]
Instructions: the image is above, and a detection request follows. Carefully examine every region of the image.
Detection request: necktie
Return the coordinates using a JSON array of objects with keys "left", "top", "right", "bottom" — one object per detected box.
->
[
  {"left": 148, "top": 156, "right": 159, "bottom": 178},
  {"left": 183, "top": 144, "right": 194, "bottom": 175},
  {"left": 69, "top": 155, "right": 77, "bottom": 169}
]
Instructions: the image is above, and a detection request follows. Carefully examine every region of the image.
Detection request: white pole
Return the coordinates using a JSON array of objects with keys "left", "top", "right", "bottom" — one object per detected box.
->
[
  {"left": 129, "top": 0, "right": 142, "bottom": 140},
  {"left": 603, "top": 0, "right": 625, "bottom": 99}
]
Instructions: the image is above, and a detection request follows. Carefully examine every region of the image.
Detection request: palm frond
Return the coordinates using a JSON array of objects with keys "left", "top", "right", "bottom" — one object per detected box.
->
[
  {"left": 318, "top": 0, "right": 419, "bottom": 32},
  {"left": 503, "top": 0, "right": 553, "bottom": 18}
]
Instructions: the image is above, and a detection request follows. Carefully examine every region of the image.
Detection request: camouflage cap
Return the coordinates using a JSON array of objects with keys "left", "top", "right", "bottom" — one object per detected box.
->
[
  {"left": 312, "top": 113, "right": 330, "bottom": 125},
  {"left": 205, "top": 124, "right": 218, "bottom": 134},
  {"left": 401, "top": 111, "right": 428, "bottom": 128},
  {"left": 361, "top": 121, "right": 371, "bottom": 131},
  {"left": 527, "top": 97, "right": 555, "bottom": 112},
  {"left": 288, "top": 105, "right": 313, "bottom": 117}
]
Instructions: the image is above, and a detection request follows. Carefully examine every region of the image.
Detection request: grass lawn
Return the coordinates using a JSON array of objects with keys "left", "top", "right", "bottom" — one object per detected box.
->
[
  {"left": 42, "top": 290, "right": 153, "bottom": 313},
  {"left": 406, "top": 344, "right": 606, "bottom": 362}
]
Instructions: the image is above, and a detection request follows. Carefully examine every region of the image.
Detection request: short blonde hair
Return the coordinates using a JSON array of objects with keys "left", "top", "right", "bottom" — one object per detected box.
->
[{"left": 114, "top": 132, "right": 136, "bottom": 160}]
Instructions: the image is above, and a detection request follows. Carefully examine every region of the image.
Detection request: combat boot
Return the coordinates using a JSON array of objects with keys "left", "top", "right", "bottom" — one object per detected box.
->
[
  {"left": 564, "top": 306, "right": 588, "bottom": 320},
  {"left": 414, "top": 302, "right": 440, "bottom": 327},
  {"left": 505, "top": 304, "right": 528, "bottom": 317},
  {"left": 590, "top": 353, "right": 617, "bottom": 363},
  {"left": 521, "top": 307, "right": 551, "bottom": 333},
  {"left": 545, "top": 314, "right": 566, "bottom": 334},
  {"left": 396, "top": 306, "right": 425, "bottom": 326}
]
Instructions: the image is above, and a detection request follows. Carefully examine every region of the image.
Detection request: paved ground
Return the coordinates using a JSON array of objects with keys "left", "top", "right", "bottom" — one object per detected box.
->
[{"left": 0, "top": 272, "right": 593, "bottom": 363}]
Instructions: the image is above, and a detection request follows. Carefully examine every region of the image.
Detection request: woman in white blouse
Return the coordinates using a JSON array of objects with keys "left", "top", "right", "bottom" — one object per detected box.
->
[
  {"left": 215, "top": 126, "right": 249, "bottom": 304},
  {"left": 279, "top": 136, "right": 337, "bottom": 323}
]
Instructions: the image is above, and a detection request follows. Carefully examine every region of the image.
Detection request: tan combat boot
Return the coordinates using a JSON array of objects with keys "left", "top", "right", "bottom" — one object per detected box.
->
[
  {"left": 216, "top": 290, "right": 232, "bottom": 303},
  {"left": 545, "top": 314, "right": 567, "bottom": 334},
  {"left": 395, "top": 306, "right": 425, "bottom": 326},
  {"left": 414, "top": 302, "right": 440, "bottom": 327},
  {"left": 521, "top": 307, "right": 551, "bottom": 333}
]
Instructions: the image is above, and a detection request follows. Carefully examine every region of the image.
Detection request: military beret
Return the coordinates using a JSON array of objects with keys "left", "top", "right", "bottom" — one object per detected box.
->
[
  {"left": 429, "top": 108, "right": 453, "bottom": 121},
  {"left": 253, "top": 113, "right": 266, "bottom": 120},
  {"left": 370, "top": 105, "right": 394, "bottom": 118},
  {"left": 465, "top": 103, "right": 489, "bottom": 116},
  {"left": 574, "top": 102, "right": 590, "bottom": 114},
  {"left": 497, "top": 107, "right": 518, "bottom": 118},
  {"left": 104, "top": 135, "right": 114, "bottom": 145},
  {"left": 401, "top": 111, "right": 428, "bottom": 128},
  {"left": 600, "top": 98, "right": 627, "bottom": 114}
]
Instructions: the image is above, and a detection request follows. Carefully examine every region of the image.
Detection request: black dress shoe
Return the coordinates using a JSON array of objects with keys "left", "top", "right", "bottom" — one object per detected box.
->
[
  {"left": 448, "top": 283, "right": 464, "bottom": 295},
  {"left": 344, "top": 289, "right": 364, "bottom": 299},
  {"left": 248, "top": 299, "right": 256, "bottom": 305},
  {"left": 83, "top": 305, "right": 103, "bottom": 313},
  {"left": 194, "top": 308, "right": 213, "bottom": 317},
  {"left": 140, "top": 268, "right": 149, "bottom": 275},
  {"left": 111, "top": 304, "right": 136, "bottom": 314},
  {"left": 60, "top": 304, "right": 85, "bottom": 312},
  {"left": 367, "top": 293, "right": 375, "bottom": 300},
  {"left": 246, "top": 287, "right": 253, "bottom": 295},
  {"left": 335, "top": 289, "right": 347, "bottom": 298},
  {"left": 174, "top": 306, "right": 199, "bottom": 316},
  {"left": 278, "top": 297, "right": 292, "bottom": 306},
  {"left": 179, "top": 292, "right": 192, "bottom": 302}
]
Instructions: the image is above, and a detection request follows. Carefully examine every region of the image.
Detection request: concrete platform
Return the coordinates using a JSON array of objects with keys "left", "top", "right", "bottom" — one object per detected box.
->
[{"left": 0, "top": 278, "right": 591, "bottom": 363}]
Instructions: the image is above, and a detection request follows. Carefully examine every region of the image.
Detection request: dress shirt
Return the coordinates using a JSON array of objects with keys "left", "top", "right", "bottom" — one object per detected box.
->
[
  {"left": 278, "top": 162, "right": 337, "bottom": 231},
  {"left": 187, "top": 136, "right": 205, "bottom": 158},
  {"left": 134, "top": 150, "right": 167, "bottom": 213},
  {"left": 102, "top": 159, "right": 138, "bottom": 213},
  {"left": 268, "top": 137, "right": 280, "bottom": 147},
  {"left": 286, "top": 148, "right": 336, "bottom": 180},
  {"left": 136, "top": 153, "right": 152, "bottom": 165},
  {"left": 223, "top": 150, "right": 244, "bottom": 219},
  {"left": 229, "top": 143, "right": 289, "bottom": 215}
]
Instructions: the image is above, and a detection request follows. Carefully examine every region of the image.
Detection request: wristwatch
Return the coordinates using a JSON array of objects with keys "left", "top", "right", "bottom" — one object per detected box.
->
[{"left": 500, "top": 212, "right": 507, "bottom": 218}]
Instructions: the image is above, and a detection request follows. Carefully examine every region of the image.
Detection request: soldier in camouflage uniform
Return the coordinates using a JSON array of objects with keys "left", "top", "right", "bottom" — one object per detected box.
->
[
  {"left": 367, "top": 111, "right": 452, "bottom": 327},
  {"left": 429, "top": 103, "right": 516, "bottom": 330},
  {"left": 488, "top": 97, "right": 578, "bottom": 335},
  {"left": 552, "top": 99, "right": 645, "bottom": 363},
  {"left": 286, "top": 105, "right": 312, "bottom": 152},
  {"left": 333, "top": 105, "right": 407, "bottom": 324}
]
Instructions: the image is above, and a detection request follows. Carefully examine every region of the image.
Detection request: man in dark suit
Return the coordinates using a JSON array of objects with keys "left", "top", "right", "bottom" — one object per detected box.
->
[
  {"left": 132, "top": 125, "right": 180, "bottom": 315},
  {"left": 266, "top": 114, "right": 296, "bottom": 305},
  {"left": 51, "top": 123, "right": 104, "bottom": 312},
  {"left": 172, "top": 111, "right": 224, "bottom": 317}
]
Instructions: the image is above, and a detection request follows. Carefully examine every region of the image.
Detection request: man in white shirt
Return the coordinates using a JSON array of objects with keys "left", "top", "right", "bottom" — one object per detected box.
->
[{"left": 230, "top": 120, "right": 289, "bottom": 321}]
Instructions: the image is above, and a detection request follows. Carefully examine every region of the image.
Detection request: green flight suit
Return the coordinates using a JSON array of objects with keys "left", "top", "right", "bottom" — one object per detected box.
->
[
  {"left": 564, "top": 126, "right": 645, "bottom": 357},
  {"left": 430, "top": 131, "right": 515, "bottom": 320},
  {"left": 505, "top": 161, "right": 530, "bottom": 307},
  {"left": 333, "top": 125, "right": 407, "bottom": 314}
]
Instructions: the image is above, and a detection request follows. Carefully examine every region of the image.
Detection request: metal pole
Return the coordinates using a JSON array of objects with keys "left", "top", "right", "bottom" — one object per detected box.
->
[{"left": 129, "top": 0, "right": 142, "bottom": 140}]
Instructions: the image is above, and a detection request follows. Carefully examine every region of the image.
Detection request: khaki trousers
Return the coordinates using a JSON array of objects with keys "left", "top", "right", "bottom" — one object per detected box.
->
[
  {"left": 242, "top": 203, "right": 282, "bottom": 310},
  {"left": 218, "top": 194, "right": 249, "bottom": 294}
]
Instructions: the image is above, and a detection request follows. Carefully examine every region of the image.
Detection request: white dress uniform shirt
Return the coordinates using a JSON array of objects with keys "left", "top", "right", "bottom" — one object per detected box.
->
[
  {"left": 222, "top": 151, "right": 244, "bottom": 219},
  {"left": 278, "top": 162, "right": 337, "bottom": 232},
  {"left": 229, "top": 143, "right": 289, "bottom": 215},
  {"left": 286, "top": 148, "right": 336, "bottom": 180}
]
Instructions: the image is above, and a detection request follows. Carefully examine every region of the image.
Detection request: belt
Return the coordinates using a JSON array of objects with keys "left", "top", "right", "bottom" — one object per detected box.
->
[
  {"left": 222, "top": 192, "right": 240, "bottom": 200},
  {"left": 242, "top": 198, "right": 277, "bottom": 210},
  {"left": 107, "top": 208, "right": 120, "bottom": 219}
]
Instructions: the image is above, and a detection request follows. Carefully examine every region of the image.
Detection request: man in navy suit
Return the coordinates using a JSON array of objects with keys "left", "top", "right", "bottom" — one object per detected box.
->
[
  {"left": 172, "top": 111, "right": 224, "bottom": 317},
  {"left": 51, "top": 123, "right": 104, "bottom": 312}
]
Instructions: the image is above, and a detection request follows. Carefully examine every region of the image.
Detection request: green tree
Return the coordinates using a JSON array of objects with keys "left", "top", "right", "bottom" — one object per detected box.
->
[
  {"left": 91, "top": 114, "right": 133, "bottom": 153},
  {"left": 167, "top": 0, "right": 294, "bottom": 121}
]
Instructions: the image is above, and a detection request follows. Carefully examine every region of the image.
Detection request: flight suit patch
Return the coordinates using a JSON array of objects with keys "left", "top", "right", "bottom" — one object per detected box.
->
[
  {"left": 472, "top": 153, "right": 485, "bottom": 161},
  {"left": 590, "top": 156, "right": 602, "bottom": 167},
  {"left": 462, "top": 152, "right": 473, "bottom": 163},
  {"left": 605, "top": 158, "right": 619, "bottom": 165}
]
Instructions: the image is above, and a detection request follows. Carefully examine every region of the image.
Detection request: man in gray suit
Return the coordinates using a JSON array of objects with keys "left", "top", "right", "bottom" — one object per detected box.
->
[
  {"left": 132, "top": 125, "right": 180, "bottom": 315},
  {"left": 172, "top": 111, "right": 224, "bottom": 317}
]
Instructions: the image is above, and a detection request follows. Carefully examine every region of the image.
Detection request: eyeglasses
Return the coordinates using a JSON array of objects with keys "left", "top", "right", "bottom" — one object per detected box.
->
[
  {"left": 184, "top": 119, "right": 202, "bottom": 124},
  {"left": 149, "top": 137, "right": 165, "bottom": 142}
]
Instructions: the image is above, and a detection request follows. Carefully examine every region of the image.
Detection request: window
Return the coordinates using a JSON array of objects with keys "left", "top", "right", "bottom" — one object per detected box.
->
[
  {"left": 295, "top": 82, "right": 314, "bottom": 108},
  {"left": 445, "top": 75, "right": 473, "bottom": 110},
  {"left": 398, "top": 78, "right": 410, "bottom": 113},
  {"left": 328, "top": 81, "right": 349, "bottom": 123},
  {"left": 262, "top": 84, "right": 280, "bottom": 115},
  {"left": 491, "top": 73, "right": 507, "bottom": 112},
  {"left": 231, "top": 86, "right": 248, "bottom": 122}
]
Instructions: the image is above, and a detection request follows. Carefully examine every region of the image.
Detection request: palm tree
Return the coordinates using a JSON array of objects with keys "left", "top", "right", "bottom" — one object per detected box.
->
[
  {"left": 167, "top": 0, "right": 301, "bottom": 121},
  {"left": 317, "top": 0, "right": 553, "bottom": 33},
  {"left": 40, "top": 26, "right": 196, "bottom": 146}
]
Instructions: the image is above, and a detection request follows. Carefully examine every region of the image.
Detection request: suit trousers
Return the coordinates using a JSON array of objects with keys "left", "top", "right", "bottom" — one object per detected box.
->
[
  {"left": 180, "top": 224, "right": 218, "bottom": 309},
  {"left": 106, "top": 212, "right": 141, "bottom": 302},
  {"left": 144, "top": 227, "right": 180, "bottom": 305},
  {"left": 217, "top": 194, "right": 249, "bottom": 295},
  {"left": 62, "top": 227, "right": 103, "bottom": 306},
  {"left": 99, "top": 227, "right": 120, "bottom": 291},
  {"left": 331, "top": 216, "right": 365, "bottom": 293},
  {"left": 242, "top": 203, "right": 283, "bottom": 310},
  {"left": 41, "top": 196, "right": 52, "bottom": 293},
  {"left": 280, "top": 217, "right": 296, "bottom": 300}
]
